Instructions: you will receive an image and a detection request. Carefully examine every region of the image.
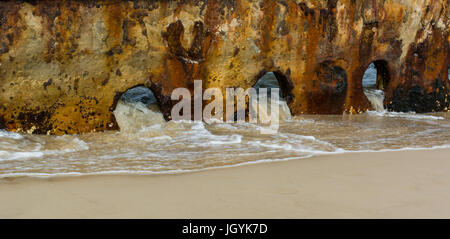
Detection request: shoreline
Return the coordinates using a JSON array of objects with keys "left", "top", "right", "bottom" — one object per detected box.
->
[
  {"left": 1, "top": 144, "right": 449, "bottom": 179},
  {"left": 1, "top": 148, "right": 450, "bottom": 218}
]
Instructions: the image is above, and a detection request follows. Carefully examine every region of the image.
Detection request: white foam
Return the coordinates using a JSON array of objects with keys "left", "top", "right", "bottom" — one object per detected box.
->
[
  {"left": 336, "top": 144, "right": 450, "bottom": 154},
  {"left": 141, "top": 135, "right": 173, "bottom": 142},
  {"left": 0, "top": 155, "right": 315, "bottom": 178},
  {"left": 1, "top": 144, "right": 449, "bottom": 178},
  {"left": 72, "top": 138, "right": 89, "bottom": 150},
  {"left": 367, "top": 111, "right": 445, "bottom": 120},
  {"left": 208, "top": 135, "right": 242, "bottom": 145},
  {"left": 0, "top": 130, "right": 24, "bottom": 140},
  {"left": 0, "top": 96, "right": 448, "bottom": 178},
  {"left": 0, "top": 151, "right": 44, "bottom": 161},
  {"left": 364, "top": 89, "right": 385, "bottom": 112},
  {"left": 249, "top": 90, "right": 292, "bottom": 123},
  {"left": 211, "top": 123, "right": 238, "bottom": 130},
  {"left": 113, "top": 100, "right": 165, "bottom": 133},
  {"left": 191, "top": 121, "right": 207, "bottom": 130},
  {"left": 42, "top": 137, "right": 89, "bottom": 155}
]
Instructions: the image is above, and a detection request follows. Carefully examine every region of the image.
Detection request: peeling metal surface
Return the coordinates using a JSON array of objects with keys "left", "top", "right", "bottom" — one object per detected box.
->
[{"left": 0, "top": 0, "right": 448, "bottom": 134}]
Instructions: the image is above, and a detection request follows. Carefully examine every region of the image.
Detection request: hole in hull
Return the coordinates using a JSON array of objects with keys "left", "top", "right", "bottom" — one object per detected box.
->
[
  {"left": 250, "top": 72, "right": 292, "bottom": 121},
  {"left": 363, "top": 61, "right": 390, "bottom": 112},
  {"left": 113, "top": 86, "right": 164, "bottom": 132}
]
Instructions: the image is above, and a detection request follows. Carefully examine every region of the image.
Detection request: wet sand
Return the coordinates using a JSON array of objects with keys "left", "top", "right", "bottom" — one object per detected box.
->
[{"left": 1, "top": 148, "right": 450, "bottom": 218}]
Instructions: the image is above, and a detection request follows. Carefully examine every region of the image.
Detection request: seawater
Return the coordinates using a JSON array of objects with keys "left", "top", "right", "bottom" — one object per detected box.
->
[
  {"left": 0, "top": 72, "right": 449, "bottom": 178},
  {"left": 363, "top": 63, "right": 385, "bottom": 112}
]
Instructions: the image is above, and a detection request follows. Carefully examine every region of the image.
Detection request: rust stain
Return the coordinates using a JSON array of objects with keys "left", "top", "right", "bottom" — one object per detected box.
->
[{"left": 0, "top": 0, "right": 448, "bottom": 134}]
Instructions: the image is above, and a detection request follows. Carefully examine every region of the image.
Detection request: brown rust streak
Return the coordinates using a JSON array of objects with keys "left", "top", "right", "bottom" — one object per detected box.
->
[
  {"left": 260, "top": 0, "right": 277, "bottom": 69},
  {"left": 0, "top": 2, "right": 23, "bottom": 56},
  {"left": 0, "top": 0, "right": 448, "bottom": 134},
  {"left": 104, "top": 2, "right": 125, "bottom": 72},
  {"left": 302, "top": 3, "right": 327, "bottom": 114},
  {"left": 345, "top": 0, "right": 372, "bottom": 113}
]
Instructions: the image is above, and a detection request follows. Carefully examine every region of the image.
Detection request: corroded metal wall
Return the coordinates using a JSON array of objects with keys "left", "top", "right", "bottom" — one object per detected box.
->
[{"left": 0, "top": 0, "right": 448, "bottom": 134}]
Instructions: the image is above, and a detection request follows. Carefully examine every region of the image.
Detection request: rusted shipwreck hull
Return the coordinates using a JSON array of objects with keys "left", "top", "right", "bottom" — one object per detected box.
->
[{"left": 0, "top": 0, "right": 448, "bottom": 134}]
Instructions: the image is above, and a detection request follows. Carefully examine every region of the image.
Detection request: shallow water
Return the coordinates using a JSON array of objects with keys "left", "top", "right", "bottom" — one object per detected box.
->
[{"left": 0, "top": 72, "right": 449, "bottom": 178}]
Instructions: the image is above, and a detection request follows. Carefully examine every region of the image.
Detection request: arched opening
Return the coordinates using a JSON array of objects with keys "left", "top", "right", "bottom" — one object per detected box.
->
[
  {"left": 250, "top": 72, "right": 292, "bottom": 121},
  {"left": 113, "top": 85, "right": 164, "bottom": 132},
  {"left": 447, "top": 64, "right": 449, "bottom": 82},
  {"left": 362, "top": 60, "right": 390, "bottom": 112}
]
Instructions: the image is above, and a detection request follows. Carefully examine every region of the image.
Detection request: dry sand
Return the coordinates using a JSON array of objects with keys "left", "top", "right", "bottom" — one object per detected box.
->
[{"left": 1, "top": 148, "right": 450, "bottom": 218}]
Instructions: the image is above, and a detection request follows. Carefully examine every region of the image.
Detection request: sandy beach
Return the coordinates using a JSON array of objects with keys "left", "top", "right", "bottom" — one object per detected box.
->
[{"left": 1, "top": 148, "right": 450, "bottom": 219}]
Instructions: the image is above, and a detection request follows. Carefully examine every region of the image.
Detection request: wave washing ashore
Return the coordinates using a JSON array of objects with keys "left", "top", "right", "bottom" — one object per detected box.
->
[{"left": 0, "top": 71, "right": 449, "bottom": 178}]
